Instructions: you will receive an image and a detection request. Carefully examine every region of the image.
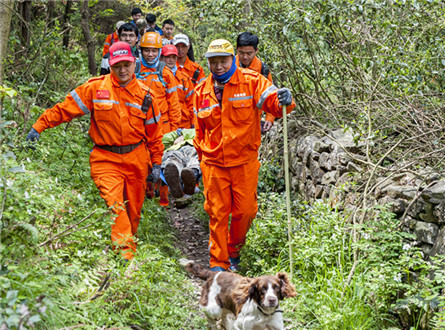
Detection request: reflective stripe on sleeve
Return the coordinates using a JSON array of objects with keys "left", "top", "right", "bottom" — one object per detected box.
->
[
  {"left": 104, "top": 42, "right": 110, "bottom": 46},
  {"left": 228, "top": 95, "right": 253, "bottom": 101},
  {"left": 166, "top": 86, "right": 177, "bottom": 94},
  {"left": 145, "top": 112, "right": 161, "bottom": 125},
  {"left": 185, "top": 89, "right": 195, "bottom": 99},
  {"left": 93, "top": 99, "right": 119, "bottom": 104},
  {"left": 256, "top": 85, "right": 278, "bottom": 110},
  {"left": 193, "top": 107, "right": 197, "bottom": 115},
  {"left": 199, "top": 103, "right": 219, "bottom": 112},
  {"left": 197, "top": 77, "right": 206, "bottom": 84},
  {"left": 70, "top": 90, "right": 90, "bottom": 114},
  {"left": 125, "top": 102, "right": 142, "bottom": 110}
]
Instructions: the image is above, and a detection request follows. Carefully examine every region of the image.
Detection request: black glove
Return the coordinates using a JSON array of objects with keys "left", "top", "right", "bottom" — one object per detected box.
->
[
  {"left": 151, "top": 164, "right": 162, "bottom": 182},
  {"left": 26, "top": 128, "right": 40, "bottom": 142},
  {"left": 277, "top": 88, "right": 292, "bottom": 106}
]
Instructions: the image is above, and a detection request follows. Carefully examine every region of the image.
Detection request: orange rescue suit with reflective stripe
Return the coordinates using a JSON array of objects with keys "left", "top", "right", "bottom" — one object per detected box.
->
[
  {"left": 32, "top": 74, "right": 164, "bottom": 165},
  {"left": 177, "top": 56, "right": 206, "bottom": 87},
  {"left": 235, "top": 55, "right": 275, "bottom": 123},
  {"left": 193, "top": 67, "right": 295, "bottom": 167},
  {"left": 174, "top": 69, "right": 195, "bottom": 128},
  {"left": 138, "top": 64, "right": 181, "bottom": 133}
]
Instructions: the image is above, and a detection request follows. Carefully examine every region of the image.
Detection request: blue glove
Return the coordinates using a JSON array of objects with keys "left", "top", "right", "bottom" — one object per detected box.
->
[
  {"left": 176, "top": 128, "right": 183, "bottom": 136},
  {"left": 26, "top": 128, "right": 40, "bottom": 142},
  {"left": 277, "top": 88, "right": 292, "bottom": 106},
  {"left": 151, "top": 164, "right": 162, "bottom": 182}
]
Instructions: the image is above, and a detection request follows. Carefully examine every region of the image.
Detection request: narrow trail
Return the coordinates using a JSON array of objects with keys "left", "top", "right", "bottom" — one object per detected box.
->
[{"left": 169, "top": 199, "right": 210, "bottom": 266}]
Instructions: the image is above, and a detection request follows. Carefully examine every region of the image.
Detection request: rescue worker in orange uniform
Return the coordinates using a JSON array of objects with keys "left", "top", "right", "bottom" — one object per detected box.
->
[
  {"left": 172, "top": 34, "right": 206, "bottom": 87},
  {"left": 102, "top": 21, "right": 125, "bottom": 57},
  {"left": 235, "top": 32, "right": 275, "bottom": 133},
  {"left": 137, "top": 32, "right": 181, "bottom": 134},
  {"left": 161, "top": 44, "right": 195, "bottom": 129},
  {"left": 137, "top": 32, "right": 181, "bottom": 206},
  {"left": 193, "top": 39, "right": 295, "bottom": 272},
  {"left": 26, "top": 42, "right": 164, "bottom": 261}
]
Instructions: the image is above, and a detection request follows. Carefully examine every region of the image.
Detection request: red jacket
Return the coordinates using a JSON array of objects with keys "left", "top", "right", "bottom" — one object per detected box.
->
[{"left": 193, "top": 67, "right": 295, "bottom": 167}]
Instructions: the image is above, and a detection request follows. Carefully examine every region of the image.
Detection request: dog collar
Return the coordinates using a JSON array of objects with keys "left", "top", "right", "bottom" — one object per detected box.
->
[{"left": 257, "top": 306, "right": 283, "bottom": 316}]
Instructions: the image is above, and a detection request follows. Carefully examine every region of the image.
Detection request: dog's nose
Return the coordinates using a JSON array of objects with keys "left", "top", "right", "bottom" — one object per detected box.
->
[{"left": 267, "top": 297, "right": 277, "bottom": 306}]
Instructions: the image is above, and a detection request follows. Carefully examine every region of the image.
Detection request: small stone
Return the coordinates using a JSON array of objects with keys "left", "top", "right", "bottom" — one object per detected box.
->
[
  {"left": 174, "top": 195, "right": 193, "bottom": 209},
  {"left": 381, "top": 185, "right": 417, "bottom": 199},
  {"left": 414, "top": 222, "right": 439, "bottom": 245},
  {"left": 433, "top": 203, "right": 445, "bottom": 224},
  {"left": 313, "top": 141, "right": 330, "bottom": 153},
  {"left": 314, "top": 185, "right": 323, "bottom": 198},
  {"left": 319, "top": 152, "right": 332, "bottom": 170},
  {"left": 419, "top": 202, "right": 438, "bottom": 224},
  {"left": 346, "top": 162, "right": 361, "bottom": 173},
  {"left": 321, "top": 171, "right": 337, "bottom": 185},
  {"left": 424, "top": 181, "right": 445, "bottom": 199}
]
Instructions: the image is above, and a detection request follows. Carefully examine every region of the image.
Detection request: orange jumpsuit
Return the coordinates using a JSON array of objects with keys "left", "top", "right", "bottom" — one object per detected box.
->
[
  {"left": 177, "top": 56, "right": 206, "bottom": 87},
  {"left": 102, "top": 31, "right": 119, "bottom": 57},
  {"left": 193, "top": 67, "right": 295, "bottom": 269},
  {"left": 174, "top": 69, "right": 195, "bottom": 128},
  {"left": 235, "top": 54, "right": 275, "bottom": 124},
  {"left": 32, "top": 74, "right": 164, "bottom": 260},
  {"left": 138, "top": 64, "right": 181, "bottom": 134}
]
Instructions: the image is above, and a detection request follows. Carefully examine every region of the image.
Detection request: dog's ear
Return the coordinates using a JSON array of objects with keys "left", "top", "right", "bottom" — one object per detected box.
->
[
  {"left": 276, "top": 273, "right": 297, "bottom": 299},
  {"left": 232, "top": 278, "right": 256, "bottom": 310}
]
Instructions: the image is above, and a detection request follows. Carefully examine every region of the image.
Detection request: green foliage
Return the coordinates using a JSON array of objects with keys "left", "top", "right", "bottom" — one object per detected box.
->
[
  {"left": 242, "top": 193, "right": 444, "bottom": 328},
  {"left": 258, "top": 159, "right": 285, "bottom": 193}
]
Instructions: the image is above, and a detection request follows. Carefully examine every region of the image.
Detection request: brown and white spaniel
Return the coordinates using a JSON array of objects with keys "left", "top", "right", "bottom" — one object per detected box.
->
[{"left": 186, "top": 262, "right": 297, "bottom": 330}]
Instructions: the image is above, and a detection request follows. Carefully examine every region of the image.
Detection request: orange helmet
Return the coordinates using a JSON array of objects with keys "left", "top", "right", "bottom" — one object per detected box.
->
[
  {"left": 140, "top": 32, "right": 163, "bottom": 48},
  {"left": 161, "top": 44, "right": 178, "bottom": 56}
]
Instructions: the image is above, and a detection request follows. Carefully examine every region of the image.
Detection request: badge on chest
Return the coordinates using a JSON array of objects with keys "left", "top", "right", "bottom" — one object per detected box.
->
[
  {"left": 96, "top": 90, "right": 110, "bottom": 99},
  {"left": 201, "top": 99, "right": 210, "bottom": 108}
]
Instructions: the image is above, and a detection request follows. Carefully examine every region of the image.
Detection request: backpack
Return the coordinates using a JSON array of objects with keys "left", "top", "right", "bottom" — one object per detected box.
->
[{"left": 260, "top": 61, "right": 270, "bottom": 79}]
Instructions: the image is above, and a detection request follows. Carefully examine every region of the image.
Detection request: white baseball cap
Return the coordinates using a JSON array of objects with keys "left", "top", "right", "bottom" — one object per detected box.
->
[{"left": 172, "top": 34, "right": 190, "bottom": 47}]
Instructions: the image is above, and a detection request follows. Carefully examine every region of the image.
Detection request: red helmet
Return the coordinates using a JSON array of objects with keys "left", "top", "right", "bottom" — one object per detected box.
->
[{"left": 161, "top": 44, "right": 178, "bottom": 57}]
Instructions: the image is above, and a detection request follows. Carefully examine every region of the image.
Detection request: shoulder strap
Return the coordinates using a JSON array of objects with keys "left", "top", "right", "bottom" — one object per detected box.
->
[
  {"left": 134, "top": 58, "right": 141, "bottom": 77},
  {"left": 156, "top": 61, "right": 167, "bottom": 88},
  {"left": 260, "top": 61, "right": 270, "bottom": 78}
]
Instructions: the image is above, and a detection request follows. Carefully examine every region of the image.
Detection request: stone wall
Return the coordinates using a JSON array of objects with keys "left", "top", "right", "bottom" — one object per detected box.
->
[{"left": 261, "top": 125, "right": 445, "bottom": 259}]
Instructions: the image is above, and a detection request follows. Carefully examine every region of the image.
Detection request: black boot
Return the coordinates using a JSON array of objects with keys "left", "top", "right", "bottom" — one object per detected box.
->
[
  {"left": 164, "top": 163, "right": 183, "bottom": 198},
  {"left": 181, "top": 167, "right": 197, "bottom": 195}
]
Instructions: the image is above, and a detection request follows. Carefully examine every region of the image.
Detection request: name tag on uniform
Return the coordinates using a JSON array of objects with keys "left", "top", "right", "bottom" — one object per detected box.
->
[{"left": 96, "top": 90, "right": 110, "bottom": 99}]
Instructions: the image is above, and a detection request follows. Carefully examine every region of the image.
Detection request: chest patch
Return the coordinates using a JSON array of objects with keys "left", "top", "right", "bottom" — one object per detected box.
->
[
  {"left": 201, "top": 99, "right": 210, "bottom": 108},
  {"left": 96, "top": 90, "right": 110, "bottom": 99}
]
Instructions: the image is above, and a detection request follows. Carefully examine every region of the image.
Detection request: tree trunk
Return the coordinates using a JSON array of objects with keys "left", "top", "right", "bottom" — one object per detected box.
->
[
  {"left": 18, "top": 0, "right": 32, "bottom": 46},
  {"left": 0, "top": 0, "right": 13, "bottom": 86},
  {"left": 62, "top": 0, "right": 72, "bottom": 48},
  {"left": 80, "top": 0, "right": 96, "bottom": 76}
]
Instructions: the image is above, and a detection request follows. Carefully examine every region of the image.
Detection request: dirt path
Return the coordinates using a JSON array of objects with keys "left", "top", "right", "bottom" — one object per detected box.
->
[{"left": 169, "top": 200, "right": 209, "bottom": 266}]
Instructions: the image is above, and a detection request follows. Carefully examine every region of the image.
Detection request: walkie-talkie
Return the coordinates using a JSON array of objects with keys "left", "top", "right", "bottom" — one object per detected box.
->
[
  {"left": 141, "top": 92, "right": 152, "bottom": 114},
  {"left": 141, "top": 77, "right": 158, "bottom": 124}
]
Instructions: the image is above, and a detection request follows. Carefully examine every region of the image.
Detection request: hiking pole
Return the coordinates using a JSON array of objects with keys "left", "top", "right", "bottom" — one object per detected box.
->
[{"left": 282, "top": 104, "right": 293, "bottom": 280}]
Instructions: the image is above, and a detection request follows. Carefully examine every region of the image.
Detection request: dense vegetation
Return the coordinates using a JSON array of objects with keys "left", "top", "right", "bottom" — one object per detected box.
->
[{"left": 1, "top": 0, "right": 445, "bottom": 329}]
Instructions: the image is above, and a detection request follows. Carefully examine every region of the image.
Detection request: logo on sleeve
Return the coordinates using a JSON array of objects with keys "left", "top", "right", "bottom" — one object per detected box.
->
[{"left": 96, "top": 90, "right": 110, "bottom": 99}]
